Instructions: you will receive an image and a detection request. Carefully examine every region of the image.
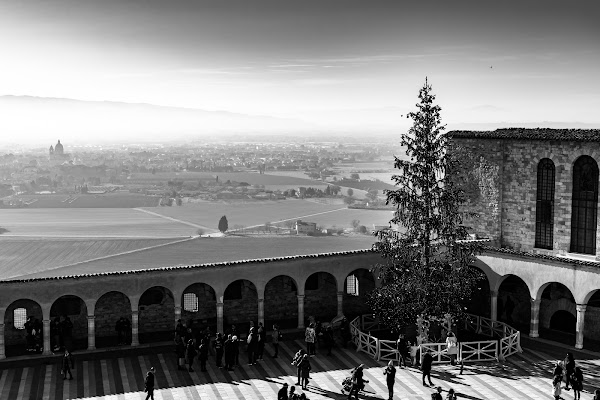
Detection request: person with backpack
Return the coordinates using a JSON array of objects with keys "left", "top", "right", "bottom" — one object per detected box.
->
[{"left": 272, "top": 324, "right": 281, "bottom": 358}]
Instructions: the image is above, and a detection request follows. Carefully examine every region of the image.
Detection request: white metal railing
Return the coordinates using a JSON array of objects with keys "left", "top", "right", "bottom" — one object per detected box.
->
[{"left": 351, "top": 313, "right": 521, "bottom": 364}]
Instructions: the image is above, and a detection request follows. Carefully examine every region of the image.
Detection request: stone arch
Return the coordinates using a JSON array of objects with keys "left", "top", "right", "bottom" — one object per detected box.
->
[
  {"left": 181, "top": 283, "right": 217, "bottom": 335},
  {"left": 304, "top": 272, "right": 337, "bottom": 325},
  {"left": 583, "top": 290, "right": 600, "bottom": 346},
  {"left": 3, "top": 299, "right": 43, "bottom": 357},
  {"left": 538, "top": 282, "right": 576, "bottom": 344},
  {"left": 264, "top": 275, "right": 298, "bottom": 329},
  {"left": 94, "top": 291, "right": 132, "bottom": 348},
  {"left": 466, "top": 265, "right": 492, "bottom": 318},
  {"left": 138, "top": 286, "right": 174, "bottom": 344},
  {"left": 50, "top": 295, "right": 88, "bottom": 351},
  {"left": 497, "top": 274, "right": 531, "bottom": 333},
  {"left": 223, "top": 279, "right": 258, "bottom": 334},
  {"left": 342, "top": 268, "right": 375, "bottom": 319}
]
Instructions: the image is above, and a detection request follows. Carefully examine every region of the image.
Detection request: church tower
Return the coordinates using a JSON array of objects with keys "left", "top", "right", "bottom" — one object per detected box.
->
[
  {"left": 49, "top": 145, "right": 54, "bottom": 155},
  {"left": 55, "top": 140, "right": 64, "bottom": 155}
]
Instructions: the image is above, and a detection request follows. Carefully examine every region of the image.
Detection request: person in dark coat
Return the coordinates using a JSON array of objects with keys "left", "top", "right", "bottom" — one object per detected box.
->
[
  {"left": 432, "top": 386, "right": 443, "bottom": 400},
  {"left": 185, "top": 339, "right": 197, "bottom": 372},
  {"left": 61, "top": 350, "right": 73, "bottom": 380},
  {"left": 144, "top": 367, "right": 155, "bottom": 400},
  {"left": 383, "top": 360, "right": 396, "bottom": 400},
  {"left": 214, "top": 333, "right": 224, "bottom": 368},
  {"left": 51, "top": 317, "right": 61, "bottom": 352},
  {"left": 421, "top": 349, "right": 434, "bottom": 386},
  {"left": 340, "top": 317, "right": 351, "bottom": 348},
  {"left": 224, "top": 334, "right": 234, "bottom": 370},
  {"left": 233, "top": 335, "right": 240, "bottom": 366},
  {"left": 292, "top": 349, "right": 305, "bottom": 385},
  {"left": 572, "top": 366, "right": 583, "bottom": 400},
  {"left": 175, "top": 336, "right": 185, "bottom": 370},
  {"left": 271, "top": 324, "right": 281, "bottom": 358},
  {"left": 348, "top": 364, "right": 368, "bottom": 400},
  {"left": 396, "top": 333, "right": 408, "bottom": 367},
  {"left": 564, "top": 352, "right": 575, "bottom": 390},
  {"left": 198, "top": 339, "right": 209, "bottom": 372},
  {"left": 247, "top": 327, "right": 258, "bottom": 365},
  {"left": 257, "top": 322, "right": 266, "bottom": 360},
  {"left": 299, "top": 354, "right": 311, "bottom": 390},
  {"left": 324, "top": 325, "right": 334, "bottom": 356},
  {"left": 277, "top": 382, "right": 289, "bottom": 400}
]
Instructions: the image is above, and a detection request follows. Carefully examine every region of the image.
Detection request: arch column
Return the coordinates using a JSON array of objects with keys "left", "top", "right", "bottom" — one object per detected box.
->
[
  {"left": 575, "top": 304, "right": 586, "bottom": 350},
  {"left": 258, "top": 298, "right": 265, "bottom": 327},
  {"left": 43, "top": 319, "right": 52, "bottom": 355},
  {"left": 174, "top": 306, "right": 182, "bottom": 327},
  {"left": 490, "top": 290, "right": 498, "bottom": 322},
  {"left": 337, "top": 291, "right": 344, "bottom": 318},
  {"left": 297, "top": 295, "right": 305, "bottom": 329},
  {"left": 0, "top": 324, "right": 5, "bottom": 359},
  {"left": 87, "top": 315, "right": 96, "bottom": 350},
  {"left": 216, "top": 302, "right": 224, "bottom": 334},
  {"left": 131, "top": 310, "right": 139, "bottom": 346},
  {"left": 529, "top": 299, "right": 541, "bottom": 338}
]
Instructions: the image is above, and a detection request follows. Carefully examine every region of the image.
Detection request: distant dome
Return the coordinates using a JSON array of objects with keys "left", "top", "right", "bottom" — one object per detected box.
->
[{"left": 55, "top": 140, "right": 64, "bottom": 155}]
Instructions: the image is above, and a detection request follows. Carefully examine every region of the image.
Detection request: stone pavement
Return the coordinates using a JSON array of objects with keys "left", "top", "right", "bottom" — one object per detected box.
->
[{"left": 1, "top": 338, "right": 599, "bottom": 400}]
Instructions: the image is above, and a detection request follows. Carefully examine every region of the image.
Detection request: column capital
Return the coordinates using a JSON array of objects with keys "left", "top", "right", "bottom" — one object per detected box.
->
[
  {"left": 297, "top": 294, "right": 305, "bottom": 300},
  {"left": 530, "top": 298, "right": 541, "bottom": 306},
  {"left": 337, "top": 291, "right": 344, "bottom": 296},
  {"left": 258, "top": 298, "right": 264, "bottom": 303},
  {"left": 87, "top": 315, "right": 95, "bottom": 321},
  {"left": 490, "top": 290, "right": 498, "bottom": 297},
  {"left": 131, "top": 310, "right": 139, "bottom": 316},
  {"left": 216, "top": 301, "right": 224, "bottom": 307},
  {"left": 576, "top": 304, "right": 587, "bottom": 312}
]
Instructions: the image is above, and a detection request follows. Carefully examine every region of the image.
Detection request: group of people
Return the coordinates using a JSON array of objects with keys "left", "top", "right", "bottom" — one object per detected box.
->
[
  {"left": 552, "top": 352, "right": 584, "bottom": 400},
  {"left": 115, "top": 316, "right": 132, "bottom": 345},
  {"left": 50, "top": 315, "right": 74, "bottom": 353},
  {"left": 24, "top": 316, "right": 43, "bottom": 353}
]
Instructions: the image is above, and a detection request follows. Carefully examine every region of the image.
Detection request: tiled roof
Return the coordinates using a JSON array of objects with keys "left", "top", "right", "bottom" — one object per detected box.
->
[
  {"left": 482, "top": 246, "right": 600, "bottom": 267},
  {"left": 448, "top": 128, "right": 600, "bottom": 142},
  {"left": 0, "top": 248, "right": 376, "bottom": 284}
]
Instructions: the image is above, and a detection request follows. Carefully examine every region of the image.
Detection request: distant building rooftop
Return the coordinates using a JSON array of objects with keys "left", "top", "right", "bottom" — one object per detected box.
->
[{"left": 448, "top": 128, "right": 600, "bottom": 142}]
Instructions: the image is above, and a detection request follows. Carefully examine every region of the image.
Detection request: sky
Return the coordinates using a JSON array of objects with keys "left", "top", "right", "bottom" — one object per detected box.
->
[{"left": 0, "top": 0, "right": 599, "bottom": 142}]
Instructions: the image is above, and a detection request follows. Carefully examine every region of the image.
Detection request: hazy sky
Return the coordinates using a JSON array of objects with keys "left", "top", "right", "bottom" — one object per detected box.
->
[{"left": 1, "top": 0, "right": 599, "bottom": 130}]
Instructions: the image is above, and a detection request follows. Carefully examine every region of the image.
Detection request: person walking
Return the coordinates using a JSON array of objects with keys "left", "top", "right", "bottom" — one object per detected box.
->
[
  {"left": 61, "top": 350, "right": 74, "bottom": 380},
  {"left": 396, "top": 333, "right": 408, "bottom": 367},
  {"left": 185, "top": 339, "right": 197, "bottom": 372},
  {"left": 305, "top": 323, "right": 316, "bottom": 356},
  {"left": 348, "top": 364, "right": 368, "bottom": 400},
  {"left": 224, "top": 334, "right": 234, "bottom": 371},
  {"left": 421, "top": 349, "right": 434, "bottom": 387},
  {"left": 247, "top": 327, "right": 258, "bottom": 365},
  {"left": 299, "top": 354, "right": 312, "bottom": 390},
  {"left": 383, "top": 360, "right": 396, "bottom": 400},
  {"left": 257, "top": 322, "right": 266, "bottom": 360},
  {"left": 292, "top": 349, "right": 305, "bottom": 385},
  {"left": 144, "top": 367, "right": 155, "bottom": 400},
  {"left": 445, "top": 331, "right": 458, "bottom": 366},
  {"left": 214, "top": 333, "right": 224, "bottom": 368},
  {"left": 572, "top": 366, "right": 583, "bottom": 400},
  {"left": 233, "top": 335, "right": 240, "bottom": 367},
  {"left": 564, "top": 352, "right": 575, "bottom": 390},
  {"left": 272, "top": 324, "right": 281, "bottom": 358},
  {"left": 198, "top": 338, "right": 209, "bottom": 372},
  {"left": 175, "top": 336, "right": 186, "bottom": 370},
  {"left": 278, "top": 382, "right": 289, "bottom": 400}
]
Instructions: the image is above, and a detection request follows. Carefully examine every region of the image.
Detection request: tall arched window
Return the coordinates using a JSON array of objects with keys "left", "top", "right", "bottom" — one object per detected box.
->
[
  {"left": 570, "top": 156, "right": 599, "bottom": 254},
  {"left": 535, "top": 159, "right": 555, "bottom": 249}
]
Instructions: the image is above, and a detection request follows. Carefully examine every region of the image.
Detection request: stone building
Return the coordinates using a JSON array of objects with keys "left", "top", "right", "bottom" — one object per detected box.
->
[{"left": 449, "top": 128, "right": 600, "bottom": 349}]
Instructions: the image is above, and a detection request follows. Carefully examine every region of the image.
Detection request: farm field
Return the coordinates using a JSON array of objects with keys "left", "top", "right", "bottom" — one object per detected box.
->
[
  {"left": 0, "top": 208, "right": 198, "bottom": 238},
  {"left": 0, "top": 237, "right": 182, "bottom": 280},
  {"left": 4, "top": 193, "right": 161, "bottom": 208},
  {"left": 141, "top": 199, "right": 346, "bottom": 229}
]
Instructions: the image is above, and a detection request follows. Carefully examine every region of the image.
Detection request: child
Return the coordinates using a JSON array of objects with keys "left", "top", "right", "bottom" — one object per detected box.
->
[{"left": 552, "top": 375, "right": 562, "bottom": 400}]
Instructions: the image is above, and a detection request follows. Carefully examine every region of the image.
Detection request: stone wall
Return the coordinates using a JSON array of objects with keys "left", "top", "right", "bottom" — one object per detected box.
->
[
  {"left": 138, "top": 289, "right": 174, "bottom": 339},
  {"left": 342, "top": 269, "right": 375, "bottom": 319},
  {"left": 451, "top": 137, "right": 600, "bottom": 257},
  {"left": 264, "top": 275, "right": 298, "bottom": 328},
  {"left": 181, "top": 283, "right": 217, "bottom": 325},
  {"left": 95, "top": 291, "right": 131, "bottom": 339},
  {"left": 223, "top": 280, "right": 258, "bottom": 327},
  {"left": 305, "top": 273, "right": 337, "bottom": 323}
]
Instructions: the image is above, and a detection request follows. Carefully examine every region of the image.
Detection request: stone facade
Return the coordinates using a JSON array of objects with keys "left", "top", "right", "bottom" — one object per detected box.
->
[{"left": 450, "top": 130, "right": 600, "bottom": 258}]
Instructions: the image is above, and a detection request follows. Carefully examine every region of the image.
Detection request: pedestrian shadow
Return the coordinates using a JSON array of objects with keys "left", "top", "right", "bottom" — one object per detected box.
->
[{"left": 303, "top": 384, "right": 386, "bottom": 400}]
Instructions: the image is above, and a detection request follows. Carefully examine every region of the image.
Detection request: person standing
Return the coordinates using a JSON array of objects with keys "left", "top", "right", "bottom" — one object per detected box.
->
[
  {"left": 247, "top": 327, "right": 258, "bottom": 365},
  {"left": 305, "top": 323, "right": 316, "bottom": 356},
  {"left": 299, "top": 354, "right": 312, "bottom": 390},
  {"left": 446, "top": 388, "right": 458, "bottom": 400},
  {"left": 175, "top": 336, "right": 185, "bottom": 370},
  {"left": 232, "top": 335, "right": 240, "bottom": 367},
  {"left": 432, "top": 386, "right": 443, "bottom": 400},
  {"left": 421, "top": 349, "right": 434, "bottom": 387},
  {"left": 564, "top": 352, "right": 575, "bottom": 390},
  {"left": 144, "top": 367, "right": 155, "bottom": 400},
  {"left": 224, "top": 334, "right": 234, "bottom": 371},
  {"left": 277, "top": 382, "right": 289, "bottom": 400},
  {"left": 348, "top": 364, "right": 368, "bottom": 400},
  {"left": 445, "top": 332, "right": 458, "bottom": 366},
  {"left": 383, "top": 360, "right": 396, "bottom": 400},
  {"left": 61, "top": 350, "right": 73, "bottom": 380},
  {"left": 257, "top": 322, "right": 266, "bottom": 360},
  {"left": 324, "top": 325, "right": 334, "bottom": 356},
  {"left": 185, "top": 339, "right": 197, "bottom": 372},
  {"left": 271, "top": 324, "right": 281, "bottom": 358},
  {"left": 396, "top": 333, "right": 408, "bottom": 367},
  {"left": 198, "top": 338, "right": 209, "bottom": 372},
  {"left": 572, "top": 366, "right": 583, "bottom": 400},
  {"left": 214, "top": 333, "right": 224, "bottom": 368},
  {"left": 552, "top": 375, "right": 562, "bottom": 400},
  {"left": 292, "top": 349, "right": 305, "bottom": 385}
]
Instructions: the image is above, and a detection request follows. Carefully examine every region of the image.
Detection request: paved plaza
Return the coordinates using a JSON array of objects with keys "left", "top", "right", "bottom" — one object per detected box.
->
[{"left": 0, "top": 337, "right": 599, "bottom": 400}]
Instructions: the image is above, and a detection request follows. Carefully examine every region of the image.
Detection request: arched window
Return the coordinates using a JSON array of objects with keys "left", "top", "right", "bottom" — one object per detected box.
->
[
  {"left": 346, "top": 275, "right": 359, "bottom": 296},
  {"left": 535, "top": 159, "right": 555, "bottom": 249},
  {"left": 570, "top": 156, "right": 599, "bottom": 254}
]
